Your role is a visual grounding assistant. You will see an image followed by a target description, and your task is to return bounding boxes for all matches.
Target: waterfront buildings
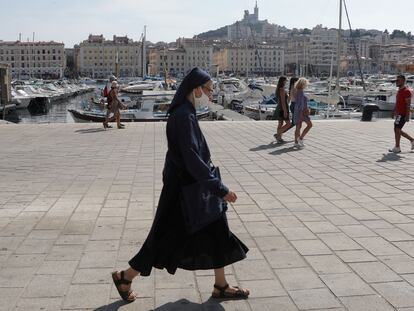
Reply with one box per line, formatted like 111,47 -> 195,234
380,44 -> 414,73
148,38 -> 213,77
308,25 -> 343,75
213,44 -> 285,76
0,40 -> 65,79
283,35 -> 310,75
75,34 -> 143,78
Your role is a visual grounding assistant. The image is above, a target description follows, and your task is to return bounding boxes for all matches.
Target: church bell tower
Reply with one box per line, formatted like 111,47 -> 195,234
254,1 -> 259,21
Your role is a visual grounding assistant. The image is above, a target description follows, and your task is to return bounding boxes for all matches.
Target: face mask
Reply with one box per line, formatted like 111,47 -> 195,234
194,88 -> 210,108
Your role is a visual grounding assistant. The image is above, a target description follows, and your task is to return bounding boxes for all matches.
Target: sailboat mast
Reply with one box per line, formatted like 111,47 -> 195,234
142,26 -> 146,77
335,0 -> 342,93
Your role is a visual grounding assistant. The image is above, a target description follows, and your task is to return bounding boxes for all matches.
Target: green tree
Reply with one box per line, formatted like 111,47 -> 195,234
301,28 -> 311,35
391,29 -> 407,39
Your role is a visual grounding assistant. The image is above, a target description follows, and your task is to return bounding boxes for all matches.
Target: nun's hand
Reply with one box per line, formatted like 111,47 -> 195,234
223,191 -> 237,203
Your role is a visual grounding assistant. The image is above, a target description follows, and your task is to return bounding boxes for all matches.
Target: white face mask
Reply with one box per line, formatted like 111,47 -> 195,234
193,88 -> 210,108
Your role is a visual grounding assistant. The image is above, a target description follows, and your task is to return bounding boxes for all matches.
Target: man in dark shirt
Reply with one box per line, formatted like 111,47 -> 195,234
389,75 -> 414,153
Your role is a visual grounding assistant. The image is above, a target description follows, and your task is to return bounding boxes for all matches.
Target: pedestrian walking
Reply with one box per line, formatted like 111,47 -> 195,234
102,75 -> 117,129
389,74 -> 414,153
274,76 -> 291,143
283,77 -> 299,134
103,81 -> 125,129
294,78 -> 313,148
111,68 -> 250,303
288,77 -> 299,126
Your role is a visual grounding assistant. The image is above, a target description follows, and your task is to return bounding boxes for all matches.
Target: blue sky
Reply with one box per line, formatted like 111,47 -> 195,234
0,0 -> 413,47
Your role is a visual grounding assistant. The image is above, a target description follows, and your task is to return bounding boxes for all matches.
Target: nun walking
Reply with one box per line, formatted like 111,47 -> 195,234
111,68 -> 250,302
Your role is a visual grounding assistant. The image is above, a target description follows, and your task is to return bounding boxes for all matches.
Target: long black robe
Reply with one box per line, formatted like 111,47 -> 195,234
129,100 -> 248,276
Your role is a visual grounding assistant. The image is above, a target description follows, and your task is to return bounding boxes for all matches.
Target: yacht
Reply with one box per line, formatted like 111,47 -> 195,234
214,78 -> 263,108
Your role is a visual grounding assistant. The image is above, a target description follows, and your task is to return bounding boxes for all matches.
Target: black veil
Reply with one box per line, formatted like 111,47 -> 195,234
168,67 -> 211,114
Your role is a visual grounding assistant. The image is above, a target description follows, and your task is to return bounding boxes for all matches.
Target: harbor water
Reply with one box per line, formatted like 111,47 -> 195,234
6,88 -> 100,124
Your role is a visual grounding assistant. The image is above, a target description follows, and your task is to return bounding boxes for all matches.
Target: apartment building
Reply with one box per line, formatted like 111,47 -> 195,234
0,40 -> 65,79
283,36 -> 310,75
148,38 -> 213,77
381,44 -> 414,73
213,44 -> 284,76
76,34 -> 143,78
148,48 -> 186,76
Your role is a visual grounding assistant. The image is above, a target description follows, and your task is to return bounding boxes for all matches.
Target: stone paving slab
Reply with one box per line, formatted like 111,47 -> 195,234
0,120 -> 414,310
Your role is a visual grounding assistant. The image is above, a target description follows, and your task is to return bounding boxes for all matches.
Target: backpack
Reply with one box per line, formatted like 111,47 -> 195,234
103,86 -> 109,98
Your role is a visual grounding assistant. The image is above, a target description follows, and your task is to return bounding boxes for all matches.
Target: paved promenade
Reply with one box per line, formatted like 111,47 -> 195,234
0,120 -> 414,311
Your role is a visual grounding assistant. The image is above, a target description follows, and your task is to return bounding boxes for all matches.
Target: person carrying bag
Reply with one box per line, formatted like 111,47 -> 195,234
111,68 -> 250,303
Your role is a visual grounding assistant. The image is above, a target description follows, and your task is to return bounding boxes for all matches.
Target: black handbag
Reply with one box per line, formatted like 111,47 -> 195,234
180,166 -> 228,234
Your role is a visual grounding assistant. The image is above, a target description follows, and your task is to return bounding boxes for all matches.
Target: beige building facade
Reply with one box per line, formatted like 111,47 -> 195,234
0,40 -> 65,79
76,35 -> 143,78
213,44 -> 284,76
148,38 -> 213,77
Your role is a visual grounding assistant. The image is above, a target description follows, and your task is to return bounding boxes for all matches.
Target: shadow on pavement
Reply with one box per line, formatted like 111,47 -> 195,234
377,153 -> 403,162
94,300 -> 124,311
269,146 -> 300,155
154,299 -> 225,311
250,141 -> 293,152
96,298 -> 225,311
75,128 -> 106,134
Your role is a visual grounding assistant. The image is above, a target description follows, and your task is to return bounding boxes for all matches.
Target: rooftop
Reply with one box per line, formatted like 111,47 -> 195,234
1,120 -> 414,310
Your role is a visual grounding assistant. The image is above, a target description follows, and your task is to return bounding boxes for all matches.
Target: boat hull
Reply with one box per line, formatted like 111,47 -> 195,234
68,109 -> 210,123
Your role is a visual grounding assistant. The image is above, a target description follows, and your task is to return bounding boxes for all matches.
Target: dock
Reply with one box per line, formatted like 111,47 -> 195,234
208,102 -> 253,121
1,120 -> 414,310
0,103 -> 16,113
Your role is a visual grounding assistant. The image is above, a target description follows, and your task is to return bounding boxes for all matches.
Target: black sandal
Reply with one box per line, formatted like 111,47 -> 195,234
211,283 -> 250,299
111,271 -> 136,302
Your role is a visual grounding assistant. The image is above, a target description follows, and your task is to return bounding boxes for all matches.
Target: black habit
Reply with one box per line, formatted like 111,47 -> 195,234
128,68 -> 249,276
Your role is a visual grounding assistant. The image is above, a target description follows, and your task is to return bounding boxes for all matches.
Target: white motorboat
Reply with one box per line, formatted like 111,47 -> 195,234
215,78 -> 263,108
317,107 -> 363,119
121,81 -> 165,94
11,89 -> 32,109
69,94 -> 210,123
243,96 -> 277,120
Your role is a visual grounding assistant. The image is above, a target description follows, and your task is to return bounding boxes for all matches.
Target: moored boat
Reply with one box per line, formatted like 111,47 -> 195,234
69,95 -> 210,123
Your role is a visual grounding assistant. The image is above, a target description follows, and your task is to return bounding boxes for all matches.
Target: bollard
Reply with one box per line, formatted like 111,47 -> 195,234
361,104 -> 379,122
